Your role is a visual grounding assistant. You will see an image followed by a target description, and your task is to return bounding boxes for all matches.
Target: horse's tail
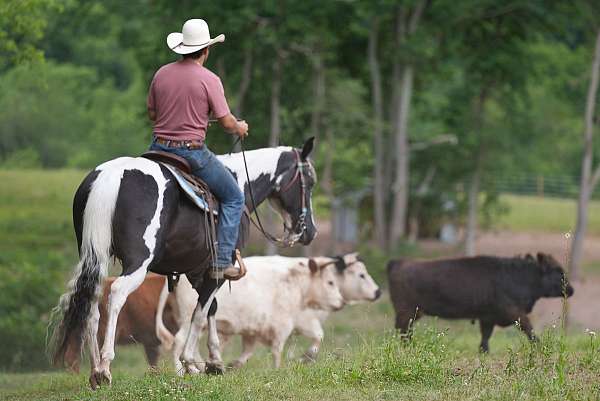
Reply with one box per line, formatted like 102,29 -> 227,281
155,279 -> 175,351
49,168 -> 121,366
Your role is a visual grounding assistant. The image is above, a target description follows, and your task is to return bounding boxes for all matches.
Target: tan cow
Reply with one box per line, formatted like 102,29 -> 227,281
156,254 -> 378,370
64,273 -> 179,372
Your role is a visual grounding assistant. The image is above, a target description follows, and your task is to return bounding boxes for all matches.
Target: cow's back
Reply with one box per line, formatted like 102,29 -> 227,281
387,257 -> 538,320
214,256 -> 306,338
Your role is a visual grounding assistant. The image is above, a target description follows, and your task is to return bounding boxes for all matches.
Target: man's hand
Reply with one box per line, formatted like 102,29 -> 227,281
219,113 -> 249,138
236,120 -> 249,138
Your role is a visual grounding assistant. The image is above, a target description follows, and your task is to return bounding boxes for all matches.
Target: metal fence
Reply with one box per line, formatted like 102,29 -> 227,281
488,174 -> 593,199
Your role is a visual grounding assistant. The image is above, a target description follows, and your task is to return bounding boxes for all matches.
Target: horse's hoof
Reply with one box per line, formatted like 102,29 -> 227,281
182,362 -> 202,375
205,361 -> 225,375
89,369 -> 111,390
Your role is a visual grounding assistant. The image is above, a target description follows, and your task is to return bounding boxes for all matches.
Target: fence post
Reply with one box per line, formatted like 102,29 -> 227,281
537,175 -> 544,197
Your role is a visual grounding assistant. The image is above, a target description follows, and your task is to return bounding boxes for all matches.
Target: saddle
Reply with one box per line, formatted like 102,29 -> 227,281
141,151 -> 218,214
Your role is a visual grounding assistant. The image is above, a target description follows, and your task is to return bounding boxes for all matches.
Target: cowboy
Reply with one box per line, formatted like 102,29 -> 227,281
147,19 -> 247,280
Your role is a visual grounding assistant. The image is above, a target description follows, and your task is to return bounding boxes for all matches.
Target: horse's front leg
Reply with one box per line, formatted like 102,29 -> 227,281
180,278 -> 221,374
96,267 -> 147,385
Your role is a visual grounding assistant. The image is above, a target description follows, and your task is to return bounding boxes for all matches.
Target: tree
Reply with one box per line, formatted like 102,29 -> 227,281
0,0 -> 61,69
388,0 -> 428,249
570,27 -> 600,280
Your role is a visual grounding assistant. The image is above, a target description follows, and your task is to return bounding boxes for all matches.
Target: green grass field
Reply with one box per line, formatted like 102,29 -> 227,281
497,194 -> 600,236
2,170 -> 600,400
2,302 -> 599,401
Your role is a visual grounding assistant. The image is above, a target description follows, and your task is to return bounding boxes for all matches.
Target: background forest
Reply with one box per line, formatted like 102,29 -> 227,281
2,0 -> 600,376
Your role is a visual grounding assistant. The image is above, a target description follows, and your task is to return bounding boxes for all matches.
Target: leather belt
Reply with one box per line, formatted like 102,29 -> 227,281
154,137 -> 204,149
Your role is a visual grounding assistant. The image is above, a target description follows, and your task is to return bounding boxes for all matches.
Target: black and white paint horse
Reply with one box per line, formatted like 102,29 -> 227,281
50,138 -> 317,388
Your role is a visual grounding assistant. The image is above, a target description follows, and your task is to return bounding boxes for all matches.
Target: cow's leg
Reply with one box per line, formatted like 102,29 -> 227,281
180,279 -> 221,375
172,322 -> 193,375
144,344 -> 161,368
395,309 -> 416,340
295,317 -> 324,363
86,300 -> 103,388
96,267 -> 148,384
230,335 -> 257,369
270,326 -> 293,369
479,320 -> 494,353
517,316 -> 536,342
271,340 -> 285,369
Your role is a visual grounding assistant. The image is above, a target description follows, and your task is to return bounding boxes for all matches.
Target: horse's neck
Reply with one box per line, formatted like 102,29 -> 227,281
217,147 -> 292,212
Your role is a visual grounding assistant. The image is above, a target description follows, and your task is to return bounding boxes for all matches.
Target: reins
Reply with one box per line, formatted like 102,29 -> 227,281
238,138 -> 307,248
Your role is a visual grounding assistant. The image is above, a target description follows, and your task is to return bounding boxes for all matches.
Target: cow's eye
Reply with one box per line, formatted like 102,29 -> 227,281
328,280 -> 334,286
359,274 -> 366,279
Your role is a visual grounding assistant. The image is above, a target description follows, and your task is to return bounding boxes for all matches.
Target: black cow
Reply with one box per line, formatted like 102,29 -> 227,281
387,253 -> 574,352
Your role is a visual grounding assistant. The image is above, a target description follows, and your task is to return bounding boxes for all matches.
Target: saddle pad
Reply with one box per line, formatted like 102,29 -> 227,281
161,164 -> 218,215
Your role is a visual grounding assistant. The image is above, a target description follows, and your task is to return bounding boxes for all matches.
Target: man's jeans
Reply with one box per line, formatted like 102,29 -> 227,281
149,140 -> 245,268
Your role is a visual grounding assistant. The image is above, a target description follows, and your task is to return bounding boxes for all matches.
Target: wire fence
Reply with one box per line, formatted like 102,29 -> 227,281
488,174 -> 591,199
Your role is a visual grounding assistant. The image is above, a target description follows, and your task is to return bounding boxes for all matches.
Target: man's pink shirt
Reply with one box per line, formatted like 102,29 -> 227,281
147,59 -> 230,142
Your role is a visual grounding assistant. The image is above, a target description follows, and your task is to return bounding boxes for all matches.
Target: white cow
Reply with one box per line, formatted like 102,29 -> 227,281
156,253 -> 379,370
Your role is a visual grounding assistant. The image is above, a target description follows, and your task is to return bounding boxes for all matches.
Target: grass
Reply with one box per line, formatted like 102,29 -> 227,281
1,300 -> 599,401
497,194 -> 600,236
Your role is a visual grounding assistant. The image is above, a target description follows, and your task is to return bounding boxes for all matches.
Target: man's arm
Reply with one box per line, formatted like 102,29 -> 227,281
218,113 -> 249,138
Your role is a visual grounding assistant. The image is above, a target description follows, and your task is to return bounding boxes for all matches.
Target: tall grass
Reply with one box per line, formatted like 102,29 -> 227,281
3,323 -> 599,401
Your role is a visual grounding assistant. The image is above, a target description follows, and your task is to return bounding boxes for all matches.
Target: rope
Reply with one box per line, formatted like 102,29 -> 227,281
239,138 -> 301,247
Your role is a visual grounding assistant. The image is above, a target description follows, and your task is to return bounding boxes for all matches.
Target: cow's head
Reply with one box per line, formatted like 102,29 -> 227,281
333,253 -> 381,302
303,257 -> 344,311
536,253 -> 574,298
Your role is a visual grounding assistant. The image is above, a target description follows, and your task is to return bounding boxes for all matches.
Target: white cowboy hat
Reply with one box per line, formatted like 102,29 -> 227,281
166,19 -> 225,55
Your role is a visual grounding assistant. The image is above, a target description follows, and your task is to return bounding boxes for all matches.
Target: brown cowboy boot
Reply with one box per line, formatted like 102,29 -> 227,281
209,250 -> 247,281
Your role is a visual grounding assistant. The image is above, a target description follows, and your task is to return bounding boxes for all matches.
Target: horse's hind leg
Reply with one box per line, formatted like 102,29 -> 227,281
97,267 -> 148,383
86,300 -> 103,388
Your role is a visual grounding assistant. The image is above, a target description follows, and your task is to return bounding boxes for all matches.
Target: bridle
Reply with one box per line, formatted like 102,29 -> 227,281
240,139 -> 310,247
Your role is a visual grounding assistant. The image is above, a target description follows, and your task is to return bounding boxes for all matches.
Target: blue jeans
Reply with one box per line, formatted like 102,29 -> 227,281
149,140 -> 245,268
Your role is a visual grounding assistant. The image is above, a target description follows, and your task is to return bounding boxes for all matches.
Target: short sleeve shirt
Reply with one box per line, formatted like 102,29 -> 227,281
147,59 -> 230,141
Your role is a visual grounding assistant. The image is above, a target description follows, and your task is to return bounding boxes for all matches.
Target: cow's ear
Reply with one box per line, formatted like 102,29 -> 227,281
536,253 -> 545,264
308,258 -> 319,274
301,137 -> 315,161
334,256 -> 346,273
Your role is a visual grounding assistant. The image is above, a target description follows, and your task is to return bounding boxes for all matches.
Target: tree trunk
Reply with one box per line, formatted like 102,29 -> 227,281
268,53 -> 283,148
310,53 -> 325,141
234,45 -> 254,117
464,88 -> 488,256
321,127 -> 335,254
368,17 -> 386,248
265,53 -> 283,255
389,65 -> 413,249
465,157 -> 482,256
570,28 -> 600,281
388,1 -> 425,250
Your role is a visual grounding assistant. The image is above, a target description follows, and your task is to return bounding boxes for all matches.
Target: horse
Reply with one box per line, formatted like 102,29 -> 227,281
49,138 -> 317,389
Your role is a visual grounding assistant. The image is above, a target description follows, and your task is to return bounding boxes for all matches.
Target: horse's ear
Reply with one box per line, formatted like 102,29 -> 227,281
301,137 -> 315,160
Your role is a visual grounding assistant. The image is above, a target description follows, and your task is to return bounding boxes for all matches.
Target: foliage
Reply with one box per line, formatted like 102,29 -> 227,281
0,0 -> 63,68
0,169 -> 84,371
